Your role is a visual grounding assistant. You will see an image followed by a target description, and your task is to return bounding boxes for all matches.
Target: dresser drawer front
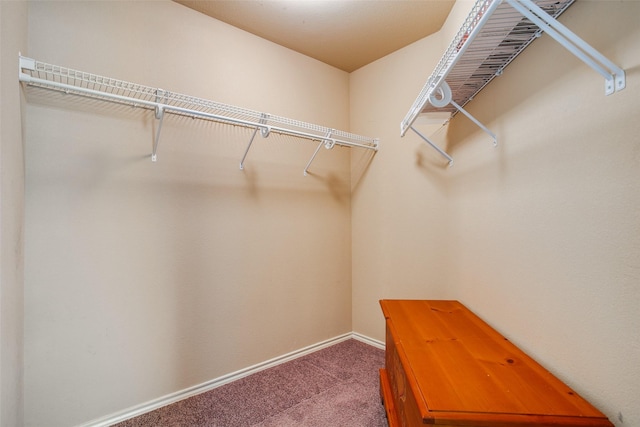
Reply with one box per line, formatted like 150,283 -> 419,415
386,323 -> 426,426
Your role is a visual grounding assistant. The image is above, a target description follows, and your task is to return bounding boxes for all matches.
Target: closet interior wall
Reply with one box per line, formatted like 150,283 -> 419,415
0,2 -> 27,427
24,2 -> 353,426
19,0 -> 640,426
351,1 -> 639,426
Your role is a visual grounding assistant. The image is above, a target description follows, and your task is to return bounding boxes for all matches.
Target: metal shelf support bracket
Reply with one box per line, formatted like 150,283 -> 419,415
152,105 -> 165,162
450,100 -> 497,147
19,55 -> 36,77
409,80 -> 496,166
409,126 -> 454,167
507,0 -> 625,95
304,129 -> 334,176
240,113 -> 269,170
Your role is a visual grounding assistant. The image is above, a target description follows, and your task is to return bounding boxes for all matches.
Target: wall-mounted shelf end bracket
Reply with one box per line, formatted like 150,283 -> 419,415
506,0 -> 625,96
19,55 -> 36,80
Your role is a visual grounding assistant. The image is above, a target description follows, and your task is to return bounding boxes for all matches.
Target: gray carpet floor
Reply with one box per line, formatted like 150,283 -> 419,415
113,339 -> 388,426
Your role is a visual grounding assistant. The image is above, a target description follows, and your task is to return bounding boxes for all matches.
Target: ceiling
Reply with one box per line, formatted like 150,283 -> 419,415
174,0 -> 456,73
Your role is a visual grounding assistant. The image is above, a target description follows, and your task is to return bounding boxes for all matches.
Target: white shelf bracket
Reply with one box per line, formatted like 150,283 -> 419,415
150,89 -> 168,162
151,105 -> 165,162
450,100 -> 497,147
19,55 -> 36,81
507,0 -> 625,95
303,129 -> 334,176
155,88 -> 166,105
409,126 -> 454,167
410,80 -> 495,166
240,113 -> 269,170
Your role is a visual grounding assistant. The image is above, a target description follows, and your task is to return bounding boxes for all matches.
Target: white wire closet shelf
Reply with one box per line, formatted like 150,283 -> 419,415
19,56 -> 379,176
401,0 -> 626,166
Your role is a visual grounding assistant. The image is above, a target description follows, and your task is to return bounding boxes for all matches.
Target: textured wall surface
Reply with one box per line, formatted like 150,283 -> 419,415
20,1 -> 640,426
351,1 -> 640,426
24,2 -> 353,426
0,2 -> 27,426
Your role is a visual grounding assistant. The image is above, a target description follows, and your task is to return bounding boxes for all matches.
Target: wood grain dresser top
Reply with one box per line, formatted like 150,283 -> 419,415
380,299 -> 612,426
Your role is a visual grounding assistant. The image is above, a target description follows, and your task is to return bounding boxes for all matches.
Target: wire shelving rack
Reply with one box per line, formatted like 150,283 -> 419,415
401,0 -> 625,166
19,56 -> 379,176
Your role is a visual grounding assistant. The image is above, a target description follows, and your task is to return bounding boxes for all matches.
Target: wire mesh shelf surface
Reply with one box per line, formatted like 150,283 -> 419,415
400,0 -> 574,135
19,57 -> 379,151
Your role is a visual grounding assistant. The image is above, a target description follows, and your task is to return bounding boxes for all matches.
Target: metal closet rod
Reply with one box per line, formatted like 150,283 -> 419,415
18,56 -> 379,176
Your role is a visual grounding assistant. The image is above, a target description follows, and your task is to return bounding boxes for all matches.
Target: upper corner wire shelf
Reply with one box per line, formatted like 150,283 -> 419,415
400,0 -> 625,166
19,56 -> 379,176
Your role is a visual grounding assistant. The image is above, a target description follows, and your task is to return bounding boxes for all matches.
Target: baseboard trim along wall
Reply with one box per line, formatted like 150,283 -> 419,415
351,331 -> 385,349
78,331 -> 384,427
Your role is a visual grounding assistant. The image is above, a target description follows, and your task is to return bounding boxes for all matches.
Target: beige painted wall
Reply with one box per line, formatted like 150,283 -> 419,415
0,1 -> 27,426
351,1 -> 639,426
349,28 -> 452,338
22,0 -> 640,426
24,1 -> 353,426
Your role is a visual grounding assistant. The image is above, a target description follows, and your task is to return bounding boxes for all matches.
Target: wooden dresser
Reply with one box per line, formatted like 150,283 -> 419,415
379,300 -> 613,427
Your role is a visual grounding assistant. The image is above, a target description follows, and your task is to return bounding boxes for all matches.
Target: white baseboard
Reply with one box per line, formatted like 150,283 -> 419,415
352,331 -> 385,349
77,332 -> 383,427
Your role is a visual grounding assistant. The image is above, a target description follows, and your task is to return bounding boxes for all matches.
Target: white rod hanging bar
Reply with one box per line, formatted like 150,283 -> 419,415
409,126 -> 454,167
511,0 -> 625,94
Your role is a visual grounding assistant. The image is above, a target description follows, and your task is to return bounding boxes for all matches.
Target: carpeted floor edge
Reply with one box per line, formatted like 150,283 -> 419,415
76,332 -> 383,427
